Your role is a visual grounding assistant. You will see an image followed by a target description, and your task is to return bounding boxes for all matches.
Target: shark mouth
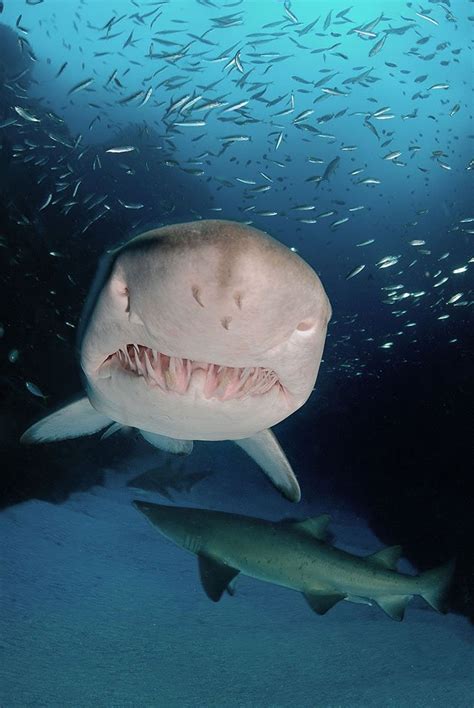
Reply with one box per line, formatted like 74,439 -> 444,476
100,344 -> 289,403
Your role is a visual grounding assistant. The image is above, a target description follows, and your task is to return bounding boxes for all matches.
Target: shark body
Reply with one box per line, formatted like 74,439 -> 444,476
134,501 -> 455,621
21,220 -> 332,502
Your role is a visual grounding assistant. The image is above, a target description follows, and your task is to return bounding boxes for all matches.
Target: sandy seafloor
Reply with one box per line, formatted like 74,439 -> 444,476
1,440 -> 473,708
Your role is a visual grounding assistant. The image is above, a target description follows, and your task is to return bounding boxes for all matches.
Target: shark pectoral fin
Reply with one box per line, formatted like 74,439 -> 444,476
376,595 -> 412,621
233,429 -> 301,503
20,396 -> 112,444
198,555 -> 240,603
100,422 -> 127,440
139,430 -> 193,455
366,545 -> 403,570
292,514 -> 331,541
303,591 -> 346,615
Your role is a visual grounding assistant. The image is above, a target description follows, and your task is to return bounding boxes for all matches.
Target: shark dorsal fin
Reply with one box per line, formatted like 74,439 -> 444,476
366,545 -> 403,570
198,555 -> 240,603
291,514 -> 331,541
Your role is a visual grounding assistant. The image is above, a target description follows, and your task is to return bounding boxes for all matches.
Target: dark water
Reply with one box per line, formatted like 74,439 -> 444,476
1,1 -> 473,706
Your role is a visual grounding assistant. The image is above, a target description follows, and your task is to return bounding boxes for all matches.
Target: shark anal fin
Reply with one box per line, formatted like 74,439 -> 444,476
376,594 -> 411,621
198,555 -> 240,603
303,591 -> 346,615
139,430 -> 193,455
20,396 -> 112,444
233,429 -> 300,503
367,545 -> 403,570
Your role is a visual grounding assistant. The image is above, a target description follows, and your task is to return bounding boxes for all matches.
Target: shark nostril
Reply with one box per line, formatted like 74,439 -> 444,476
296,320 -> 314,332
191,285 -> 204,307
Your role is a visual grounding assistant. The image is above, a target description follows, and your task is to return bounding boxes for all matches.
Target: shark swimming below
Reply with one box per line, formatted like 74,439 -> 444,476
133,501 -> 455,621
21,220 -> 332,502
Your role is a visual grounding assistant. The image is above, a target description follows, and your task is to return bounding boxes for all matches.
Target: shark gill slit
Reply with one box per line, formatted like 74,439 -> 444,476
99,344 -> 290,402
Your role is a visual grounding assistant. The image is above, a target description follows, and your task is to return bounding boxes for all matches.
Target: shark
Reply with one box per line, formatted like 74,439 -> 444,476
133,501 -> 455,621
21,220 -> 332,502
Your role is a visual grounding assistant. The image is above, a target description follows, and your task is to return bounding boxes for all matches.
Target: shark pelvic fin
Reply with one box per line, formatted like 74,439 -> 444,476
366,544 -> 403,570
233,429 -> 301,502
291,514 -> 331,541
303,591 -> 346,615
198,555 -> 240,602
139,430 -> 193,455
376,594 -> 412,621
20,396 -> 112,444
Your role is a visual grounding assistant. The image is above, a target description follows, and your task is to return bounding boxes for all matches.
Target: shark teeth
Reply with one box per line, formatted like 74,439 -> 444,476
106,344 -> 286,402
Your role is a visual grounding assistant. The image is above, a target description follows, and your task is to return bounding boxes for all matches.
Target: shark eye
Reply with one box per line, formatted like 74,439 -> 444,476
296,320 -> 314,332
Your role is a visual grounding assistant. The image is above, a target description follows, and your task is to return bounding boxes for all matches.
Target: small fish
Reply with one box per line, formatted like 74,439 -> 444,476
409,240 -> 425,246
416,12 -> 439,26
433,277 -> 448,287
139,87 -> 153,107
377,256 -> 400,269
356,239 -> 375,247
67,77 -> 94,96
331,217 -> 349,228
14,106 -> 41,123
369,34 -> 387,57
106,146 -> 136,154
383,151 -> 402,161
8,349 -> 19,363
118,90 -> 144,105
223,100 -> 249,112
173,121 -> 206,127
25,381 -> 47,399
346,265 -> 366,280
55,62 -> 68,79
39,193 -> 53,211
321,157 -> 340,182
118,199 -> 144,209
447,293 -> 463,305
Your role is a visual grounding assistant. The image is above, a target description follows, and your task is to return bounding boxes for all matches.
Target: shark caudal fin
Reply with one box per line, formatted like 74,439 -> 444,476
419,558 -> 456,613
20,396 -> 112,444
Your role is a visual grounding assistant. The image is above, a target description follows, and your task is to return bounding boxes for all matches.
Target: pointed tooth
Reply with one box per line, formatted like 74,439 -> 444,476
203,363 -> 219,399
144,349 -> 157,385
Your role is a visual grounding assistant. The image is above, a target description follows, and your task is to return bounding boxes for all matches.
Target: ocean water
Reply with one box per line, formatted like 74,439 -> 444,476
1,1 -> 473,706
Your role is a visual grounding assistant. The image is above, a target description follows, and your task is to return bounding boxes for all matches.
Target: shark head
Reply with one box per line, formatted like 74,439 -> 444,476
79,220 -> 331,441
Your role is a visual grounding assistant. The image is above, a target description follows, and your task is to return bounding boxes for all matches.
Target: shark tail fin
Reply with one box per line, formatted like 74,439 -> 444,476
419,558 -> 456,613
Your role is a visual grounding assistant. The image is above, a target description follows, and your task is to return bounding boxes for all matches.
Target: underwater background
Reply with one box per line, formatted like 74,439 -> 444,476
0,0 -> 473,706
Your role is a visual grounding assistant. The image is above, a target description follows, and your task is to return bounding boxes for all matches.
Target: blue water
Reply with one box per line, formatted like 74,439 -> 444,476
1,1 -> 473,706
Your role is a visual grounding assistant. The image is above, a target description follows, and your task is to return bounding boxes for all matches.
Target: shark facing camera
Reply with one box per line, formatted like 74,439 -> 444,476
21,219 -> 332,503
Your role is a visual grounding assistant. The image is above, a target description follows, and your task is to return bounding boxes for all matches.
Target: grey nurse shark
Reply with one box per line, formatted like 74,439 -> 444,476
134,501 -> 455,621
21,220 -> 332,502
